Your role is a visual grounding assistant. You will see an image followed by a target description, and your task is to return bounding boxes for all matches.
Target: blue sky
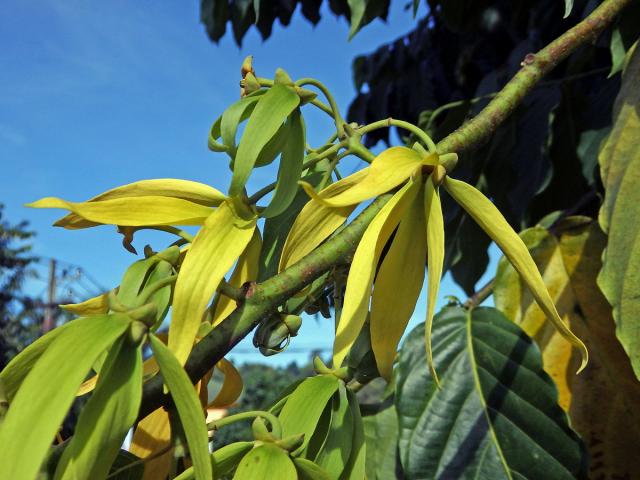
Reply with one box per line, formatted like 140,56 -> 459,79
1,0 -> 497,365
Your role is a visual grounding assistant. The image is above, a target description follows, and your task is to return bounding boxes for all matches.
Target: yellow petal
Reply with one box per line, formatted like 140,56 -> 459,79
170,202 -> 257,365
60,292 -> 110,316
51,179 -> 225,229
370,191 -> 426,380
302,146 -> 422,207
130,408 -> 173,480
279,170 -> 369,272
333,177 -> 422,368
208,358 -> 243,408
28,196 -> 213,227
424,177 -> 445,386
211,229 -> 262,327
443,176 -> 588,372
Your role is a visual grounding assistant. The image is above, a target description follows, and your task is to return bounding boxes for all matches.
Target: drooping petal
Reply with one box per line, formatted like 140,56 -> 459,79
424,176 -> 445,386
130,408 -> 173,480
51,179 -> 226,229
208,358 -> 244,408
279,169 -> 369,271
211,229 -> 262,327
170,201 -> 257,365
301,146 -> 422,208
333,177 -> 422,368
443,176 -> 589,372
60,291 -> 109,316
370,190 -> 426,380
29,196 -> 213,228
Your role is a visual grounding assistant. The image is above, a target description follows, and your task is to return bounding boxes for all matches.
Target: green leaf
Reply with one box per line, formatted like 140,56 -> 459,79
597,45 -> 640,380
108,450 -> 144,480
312,383 -> 353,478
0,314 -> 131,480
149,334 -> 213,480
294,457 -> 332,480
395,307 -> 586,479
563,0 -> 573,18
341,389 -> 366,480
55,338 -> 143,480
576,127 -> 609,185
233,443 -> 297,479
262,109 -> 306,218
363,404 -> 401,480
230,84 -> 300,195
278,375 -> 340,452
609,28 -> 627,77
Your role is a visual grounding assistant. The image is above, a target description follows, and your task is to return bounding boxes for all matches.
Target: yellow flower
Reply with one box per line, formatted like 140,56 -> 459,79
284,146 -> 588,383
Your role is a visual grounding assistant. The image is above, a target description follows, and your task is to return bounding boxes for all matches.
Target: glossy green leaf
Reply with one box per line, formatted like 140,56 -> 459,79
55,338 -> 143,480
230,84 -> 300,195
444,176 -> 588,371
334,177 -> 420,368
597,45 -> 640,380
370,188 -> 426,380
0,314 -> 131,480
363,404 -> 401,480
395,307 -> 586,479
233,443 -> 297,480
278,374 -> 340,452
262,109 -> 306,218
149,334 -> 212,480
170,201 -> 256,365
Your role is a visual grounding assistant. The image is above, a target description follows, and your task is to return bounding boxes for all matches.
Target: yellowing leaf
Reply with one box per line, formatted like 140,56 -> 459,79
209,358 -> 243,408
0,314 -> 131,480
211,229 -> 262,327
130,408 -> 173,480
60,291 -> 109,316
55,338 -> 143,480
170,202 -> 256,365
370,191 -> 426,380
279,169 -> 369,272
301,147 -> 422,208
28,196 -> 213,228
333,177 -> 421,368
443,176 -> 588,372
424,177 -> 445,386
150,334 -> 212,480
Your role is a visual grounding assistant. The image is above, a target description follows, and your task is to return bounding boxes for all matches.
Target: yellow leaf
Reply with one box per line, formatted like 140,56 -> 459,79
333,177 -> 421,368
301,146 -> 422,207
60,292 -> 109,316
211,229 -> 262,327
130,408 -> 173,480
443,177 -> 588,372
424,176 -> 445,386
209,358 -> 243,408
28,196 -> 213,228
49,179 -> 225,229
170,201 -> 257,365
370,189 -> 426,380
279,169 -> 369,272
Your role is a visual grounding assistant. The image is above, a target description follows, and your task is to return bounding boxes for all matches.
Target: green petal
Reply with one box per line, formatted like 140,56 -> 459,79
230,84 -> 300,195
424,176 -> 445,386
443,176 -> 588,372
150,335 -> 213,480
233,444 -> 297,480
333,177 -> 421,368
370,190 -> 426,380
169,201 -> 256,365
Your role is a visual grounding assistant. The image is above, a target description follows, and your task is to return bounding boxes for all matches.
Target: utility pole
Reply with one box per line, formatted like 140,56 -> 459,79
43,259 -> 57,333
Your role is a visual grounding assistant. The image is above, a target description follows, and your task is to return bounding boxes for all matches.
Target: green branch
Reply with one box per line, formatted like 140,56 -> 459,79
137,0 -> 631,419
